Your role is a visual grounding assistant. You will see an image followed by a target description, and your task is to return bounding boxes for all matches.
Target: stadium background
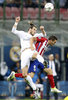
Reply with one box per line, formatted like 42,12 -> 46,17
0,0 -> 68,100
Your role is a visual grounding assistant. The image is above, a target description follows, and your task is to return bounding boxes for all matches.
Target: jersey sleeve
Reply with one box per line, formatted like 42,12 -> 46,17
36,37 -> 47,42
11,26 -> 27,39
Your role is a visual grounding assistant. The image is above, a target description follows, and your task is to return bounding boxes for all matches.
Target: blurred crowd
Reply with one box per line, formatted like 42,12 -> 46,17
0,0 -> 68,8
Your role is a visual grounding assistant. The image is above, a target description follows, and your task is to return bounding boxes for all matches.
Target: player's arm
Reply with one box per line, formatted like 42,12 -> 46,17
36,37 -> 47,42
12,17 -> 20,34
30,37 -> 37,50
40,26 -> 47,36
11,16 -> 24,36
11,17 -> 26,38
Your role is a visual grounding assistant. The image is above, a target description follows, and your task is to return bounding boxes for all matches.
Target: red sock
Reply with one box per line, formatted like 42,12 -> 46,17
15,73 -> 24,78
47,75 -> 55,88
40,91 -> 43,99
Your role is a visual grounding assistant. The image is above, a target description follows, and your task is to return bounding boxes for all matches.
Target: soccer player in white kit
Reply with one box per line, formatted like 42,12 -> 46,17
8,20 -> 62,98
11,17 -> 45,93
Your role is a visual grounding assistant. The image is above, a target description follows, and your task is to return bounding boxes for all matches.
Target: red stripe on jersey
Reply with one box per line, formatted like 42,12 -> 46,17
40,48 -> 44,55
37,42 -> 43,52
35,42 -> 39,50
35,37 -> 48,56
40,41 -> 48,56
36,37 -> 47,42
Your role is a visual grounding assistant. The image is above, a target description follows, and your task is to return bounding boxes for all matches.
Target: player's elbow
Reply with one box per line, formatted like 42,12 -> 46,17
11,27 -> 16,33
32,37 -> 37,41
30,37 -> 35,42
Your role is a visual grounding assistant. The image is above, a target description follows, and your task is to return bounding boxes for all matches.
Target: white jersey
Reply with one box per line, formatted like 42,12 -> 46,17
11,26 -> 44,69
12,27 -> 35,52
12,27 -> 46,52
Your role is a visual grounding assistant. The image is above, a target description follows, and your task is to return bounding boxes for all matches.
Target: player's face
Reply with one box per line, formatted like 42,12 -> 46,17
49,55 -> 54,61
31,27 -> 37,36
50,40 -> 57,46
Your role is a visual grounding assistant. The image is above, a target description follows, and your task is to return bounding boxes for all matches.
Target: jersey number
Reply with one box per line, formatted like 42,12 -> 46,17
34,65 -> 36,71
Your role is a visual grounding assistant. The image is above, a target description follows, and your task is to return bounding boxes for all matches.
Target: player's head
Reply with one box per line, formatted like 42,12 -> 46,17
28,21 -> 37,36
48,35 -> 57,46
48,54 -> 54,61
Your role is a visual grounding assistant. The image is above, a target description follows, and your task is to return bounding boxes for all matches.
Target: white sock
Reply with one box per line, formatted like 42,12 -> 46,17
25,75 -> 36,90
36,54 -> 44,63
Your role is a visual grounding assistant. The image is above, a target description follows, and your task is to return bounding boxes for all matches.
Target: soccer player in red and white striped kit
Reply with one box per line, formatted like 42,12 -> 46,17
7,19 -> 62,94
14,34 -> 62,93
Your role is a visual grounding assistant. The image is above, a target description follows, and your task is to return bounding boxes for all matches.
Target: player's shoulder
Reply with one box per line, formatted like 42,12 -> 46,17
34,33 -> 42,37
38,36 -> 47,40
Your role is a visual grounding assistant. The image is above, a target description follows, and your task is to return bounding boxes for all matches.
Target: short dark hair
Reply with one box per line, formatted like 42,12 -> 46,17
28,21 -> 37,29
48,35 -> 58,41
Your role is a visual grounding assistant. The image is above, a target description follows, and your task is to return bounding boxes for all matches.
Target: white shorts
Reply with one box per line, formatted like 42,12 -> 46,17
21,49 -> 37,69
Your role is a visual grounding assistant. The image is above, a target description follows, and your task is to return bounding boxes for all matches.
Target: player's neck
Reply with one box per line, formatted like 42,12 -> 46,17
28,30 -> 30,34
47,40 -> 50,45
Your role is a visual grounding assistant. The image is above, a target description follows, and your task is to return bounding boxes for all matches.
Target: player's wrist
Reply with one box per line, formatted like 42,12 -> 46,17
41,29 -> 44,31
15,22 -> 18,26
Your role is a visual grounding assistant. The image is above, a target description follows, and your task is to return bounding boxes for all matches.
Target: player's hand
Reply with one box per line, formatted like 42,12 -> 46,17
40,26 -> 44,31
15,17 -> 20,23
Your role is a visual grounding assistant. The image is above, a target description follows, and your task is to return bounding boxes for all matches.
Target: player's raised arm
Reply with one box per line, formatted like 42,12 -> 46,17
40,26 -> 47,36
11,16 -> 20,34
11,17 -> 26,38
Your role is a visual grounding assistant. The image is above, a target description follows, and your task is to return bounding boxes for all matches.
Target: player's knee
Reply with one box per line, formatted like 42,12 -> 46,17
47,68 -> 53,74
29,72 -> 35,78
22,73 -> 27,77
22,68 -> 28,77
32,52 -> 38,59
48,68 -> 52,73
44,68 -> 52,74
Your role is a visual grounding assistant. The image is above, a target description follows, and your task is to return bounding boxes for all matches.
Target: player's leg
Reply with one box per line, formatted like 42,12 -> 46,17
20,50 -> 43,92
37,60 -> 55,88
7,66 -> 28,80
7,50 -> 37,91
43,67 -> 62,93
7,67 -> 37,91
44,68 -> 55,88
28,60 -> 41,99
38,60 -> 62,93
29,72 -> 35,78
32,52 -> 44,63
9,69 -> 35,79
21,53 -> 37,91
10,51 -> 30,78
25,49 -> 44,63
53,76 -> 58,100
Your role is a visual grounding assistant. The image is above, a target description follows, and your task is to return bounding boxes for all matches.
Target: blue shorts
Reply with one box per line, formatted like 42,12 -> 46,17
28,59 -> 44,73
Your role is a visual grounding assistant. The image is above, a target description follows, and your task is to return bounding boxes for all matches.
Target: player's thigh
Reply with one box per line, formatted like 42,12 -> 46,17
21,51 -> 30,69
27,49 -> 38,60
22,66 -> 28,77
28,61 -> 38,73
22,66 -> 28,72
44,68 -> 53,74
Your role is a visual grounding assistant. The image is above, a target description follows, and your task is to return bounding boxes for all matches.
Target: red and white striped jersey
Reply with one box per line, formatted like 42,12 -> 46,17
35,37 -> 48,56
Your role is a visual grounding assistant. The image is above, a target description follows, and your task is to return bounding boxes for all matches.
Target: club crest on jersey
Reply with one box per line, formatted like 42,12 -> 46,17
38,37 -> 41,39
